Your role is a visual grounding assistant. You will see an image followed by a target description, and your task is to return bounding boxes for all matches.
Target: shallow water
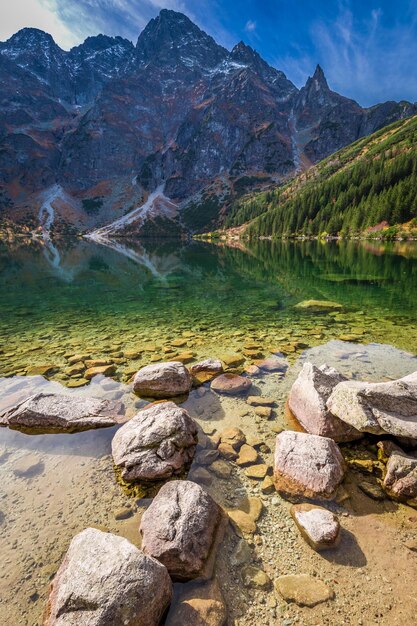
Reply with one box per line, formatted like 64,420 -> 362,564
1,341 -> 417,625
2,238 -> 417,624
1,238 -> 417,380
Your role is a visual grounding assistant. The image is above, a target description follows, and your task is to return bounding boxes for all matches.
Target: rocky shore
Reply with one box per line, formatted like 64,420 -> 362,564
1,345 -> 417,625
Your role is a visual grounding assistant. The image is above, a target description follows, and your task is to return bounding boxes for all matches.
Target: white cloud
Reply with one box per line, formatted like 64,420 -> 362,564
274,1 -> 417,106
245,20 -> 257,33
0,0 -> 80,48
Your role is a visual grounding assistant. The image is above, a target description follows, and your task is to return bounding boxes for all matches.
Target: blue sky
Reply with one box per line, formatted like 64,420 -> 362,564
2,0 -> 417,106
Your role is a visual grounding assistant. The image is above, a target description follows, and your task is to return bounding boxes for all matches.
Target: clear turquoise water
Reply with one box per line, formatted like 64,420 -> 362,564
1,238 -> 417,377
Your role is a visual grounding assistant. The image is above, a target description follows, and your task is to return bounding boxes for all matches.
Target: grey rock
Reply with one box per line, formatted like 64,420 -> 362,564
44,527 -> 172,626
383,449 -> 417,505
291,504 -> 340,550
288,363 -> 362,442
0,392 -> 124,434
327,371 -> 417,439
133,361 -> 192,398
189,359 -> 223,375
274,430 -> 346,499
112,401 -> 198,482
140,480 -> 223,581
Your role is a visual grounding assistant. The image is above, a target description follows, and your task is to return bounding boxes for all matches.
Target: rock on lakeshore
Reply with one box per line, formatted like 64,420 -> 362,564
211,374 -> 252,395
274,431 -> 346,499
0,392 -> 124,434
288,363 -> 362,442
44,528 -> 172,626
327,371 -> 417,438
166,579 -> 227,626
275,574 -> 334,607
140,480 -> 223,581
133,361 -> 192,398
383,448 -> 417,505
291,503 -> 341,551
112,402 -> 198,482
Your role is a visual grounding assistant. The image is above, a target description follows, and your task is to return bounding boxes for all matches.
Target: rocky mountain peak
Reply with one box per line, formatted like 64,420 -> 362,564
309,64 -> 330,91
135,9 -> 227,69
2,27 -> 59,51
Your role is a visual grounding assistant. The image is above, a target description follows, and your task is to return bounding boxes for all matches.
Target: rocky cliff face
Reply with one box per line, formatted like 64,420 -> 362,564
0,9 -> 416,233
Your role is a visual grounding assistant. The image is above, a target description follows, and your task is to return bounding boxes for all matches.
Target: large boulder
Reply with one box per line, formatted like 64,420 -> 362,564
44,528 -> 172,626
288,363 -> 362,442
0,392 -> 124,434
133,362 -> 192,398
327,371 -> 417,439
140,480 -> 223,581
112,402 -> 198,482
383,449 -> 417,505
274,431 -> 346,499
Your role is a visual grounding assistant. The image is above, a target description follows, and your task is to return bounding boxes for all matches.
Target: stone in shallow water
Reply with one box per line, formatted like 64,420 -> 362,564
85,364 -> 116,379
291,504 -> 340,551
274,431 -> 346,499
133,361 -> 192,398
383,449 -> 417,505
219,354 -> 245,368
140,480 -> 223,581
294,299 -> 343,312
0,392 -> 124,434
241,566 -> 271,589
211,374 -> 252,395
112,401 -> 198,482
236,444 -> 258,466
327,371 -> 417,439
44,528 -> 172,626
288,362 -> 362,442
190,358 -> 223,381
247,396 -> 275,406
166,579 -> 226,626
275,574 -> 334,607
253,356 -> 287,372
26,365 -> 58,377
358,480 -> 386,501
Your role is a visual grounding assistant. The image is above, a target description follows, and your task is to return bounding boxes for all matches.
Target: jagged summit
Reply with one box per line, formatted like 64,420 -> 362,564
309,64 -> 330,91
0,8 -> 415,232
135,8 -> 227,68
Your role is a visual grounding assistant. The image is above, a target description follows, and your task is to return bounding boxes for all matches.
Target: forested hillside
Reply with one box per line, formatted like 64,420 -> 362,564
225,114 -> 417,238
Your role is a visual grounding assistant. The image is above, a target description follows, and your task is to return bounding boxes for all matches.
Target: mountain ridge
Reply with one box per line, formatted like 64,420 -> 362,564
0,9 -> 416,236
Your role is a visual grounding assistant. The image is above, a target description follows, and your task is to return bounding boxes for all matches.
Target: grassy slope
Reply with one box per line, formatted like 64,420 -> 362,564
224,114 -> 417,239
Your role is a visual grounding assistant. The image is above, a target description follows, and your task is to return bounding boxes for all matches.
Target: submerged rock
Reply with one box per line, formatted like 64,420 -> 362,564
140,480 -> 223,581
327,371 -> 417,439
253,356 -> 287,373
166,579 -> 226,626
291,503 -> 340,551
190,359 -> 223,375
112,401 -> 198,482
0,392 -> 124,434
275,574 -> 334,607
288,363 -> 362,442
133,361 -> 192,398
44,528 -> 172,626
294,300 -> 343,313
274,431 -> 346,499
211,374 -> 252,395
